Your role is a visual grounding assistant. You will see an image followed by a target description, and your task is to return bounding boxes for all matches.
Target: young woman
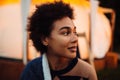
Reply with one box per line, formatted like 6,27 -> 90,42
20,1 -> 98,80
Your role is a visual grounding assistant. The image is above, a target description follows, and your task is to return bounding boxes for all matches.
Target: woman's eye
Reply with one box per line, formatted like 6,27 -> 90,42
62,31 -> 78,36
63,32 -> 70,36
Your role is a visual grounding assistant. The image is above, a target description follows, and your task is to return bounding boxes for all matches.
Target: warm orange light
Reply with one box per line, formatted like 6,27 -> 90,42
0,0 -> 20,6
32,0 -> 54,5
31,0 -> 90,7
63,0 -> 90,7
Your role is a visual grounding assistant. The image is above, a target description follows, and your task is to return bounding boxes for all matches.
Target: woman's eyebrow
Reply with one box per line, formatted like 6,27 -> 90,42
59,26 -> 76,31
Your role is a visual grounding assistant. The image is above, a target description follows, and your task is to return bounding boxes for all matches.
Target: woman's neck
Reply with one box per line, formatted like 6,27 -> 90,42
46,53 -> 71,71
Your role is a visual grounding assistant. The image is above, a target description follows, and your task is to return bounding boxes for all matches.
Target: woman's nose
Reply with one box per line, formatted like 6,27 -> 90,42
70,33 -> 78,43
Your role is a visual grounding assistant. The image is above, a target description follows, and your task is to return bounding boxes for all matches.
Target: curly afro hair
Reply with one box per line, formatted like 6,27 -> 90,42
28,1 -> 74,54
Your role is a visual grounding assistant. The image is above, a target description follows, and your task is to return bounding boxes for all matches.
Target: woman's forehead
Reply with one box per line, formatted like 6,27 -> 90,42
52,17 -> 75,30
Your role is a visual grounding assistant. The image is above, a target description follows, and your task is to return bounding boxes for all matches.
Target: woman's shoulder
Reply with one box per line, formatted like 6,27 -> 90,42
28,56 -> 42,65
77,58 -> 98,80
77,59 -> 93,70
62,58 -> 97,80
25,56 -> 43,73
20,56 -> 44,80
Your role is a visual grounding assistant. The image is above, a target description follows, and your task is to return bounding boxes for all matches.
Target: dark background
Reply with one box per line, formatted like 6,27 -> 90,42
99,0 -> 120,53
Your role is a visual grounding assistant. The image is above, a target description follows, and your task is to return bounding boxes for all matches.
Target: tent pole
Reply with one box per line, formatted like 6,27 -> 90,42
21,0 -> 31,65
89,0 -> 99,68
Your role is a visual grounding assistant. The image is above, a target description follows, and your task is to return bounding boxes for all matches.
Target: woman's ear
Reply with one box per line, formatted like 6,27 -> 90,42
41,36 -> 49,46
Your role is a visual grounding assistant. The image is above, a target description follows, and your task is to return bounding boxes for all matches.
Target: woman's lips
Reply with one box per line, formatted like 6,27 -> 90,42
68,46 -> 77,52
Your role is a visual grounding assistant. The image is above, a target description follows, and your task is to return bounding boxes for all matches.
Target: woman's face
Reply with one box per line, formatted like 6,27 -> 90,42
46,17 -> 78,59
